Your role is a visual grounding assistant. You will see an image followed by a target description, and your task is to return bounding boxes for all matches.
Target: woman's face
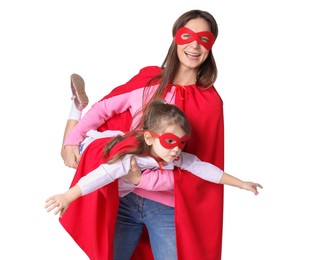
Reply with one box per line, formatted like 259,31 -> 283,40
176,18 -> 212,70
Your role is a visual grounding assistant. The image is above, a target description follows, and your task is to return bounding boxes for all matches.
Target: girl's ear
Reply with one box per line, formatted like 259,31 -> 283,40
144,131 -> 155,146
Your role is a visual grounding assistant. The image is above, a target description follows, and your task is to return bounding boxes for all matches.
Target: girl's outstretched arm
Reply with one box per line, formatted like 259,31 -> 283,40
220,172 -> 263,195
45,185 -> 82,217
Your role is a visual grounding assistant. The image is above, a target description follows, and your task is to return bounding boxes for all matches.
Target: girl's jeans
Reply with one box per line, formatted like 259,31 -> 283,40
114,192 -> 177,260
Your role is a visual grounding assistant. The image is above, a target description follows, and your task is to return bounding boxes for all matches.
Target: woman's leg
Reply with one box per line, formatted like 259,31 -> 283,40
70,73 -> 88,111
60,74 -> 88,159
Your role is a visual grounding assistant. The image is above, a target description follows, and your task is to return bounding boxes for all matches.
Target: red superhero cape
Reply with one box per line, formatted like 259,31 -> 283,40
59,66 -> 224,260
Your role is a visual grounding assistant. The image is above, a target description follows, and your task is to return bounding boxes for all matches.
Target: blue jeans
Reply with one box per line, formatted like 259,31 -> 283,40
113,192 -> 177,260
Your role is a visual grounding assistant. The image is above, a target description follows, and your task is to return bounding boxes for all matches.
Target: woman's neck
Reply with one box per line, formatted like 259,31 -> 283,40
173,66 -> 198,86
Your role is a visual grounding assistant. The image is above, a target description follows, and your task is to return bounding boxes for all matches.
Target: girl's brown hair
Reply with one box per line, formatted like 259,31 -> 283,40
103,99 -> 191,164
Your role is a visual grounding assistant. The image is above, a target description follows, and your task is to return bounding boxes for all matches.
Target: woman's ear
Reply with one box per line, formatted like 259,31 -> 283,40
144,131 -> 154,146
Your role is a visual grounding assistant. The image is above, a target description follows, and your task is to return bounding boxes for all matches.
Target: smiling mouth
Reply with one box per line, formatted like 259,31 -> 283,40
185,51 -> 200,57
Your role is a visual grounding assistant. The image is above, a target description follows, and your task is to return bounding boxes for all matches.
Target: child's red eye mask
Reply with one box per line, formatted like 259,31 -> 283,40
174,27 -> 215,50
149,131 -> 189,150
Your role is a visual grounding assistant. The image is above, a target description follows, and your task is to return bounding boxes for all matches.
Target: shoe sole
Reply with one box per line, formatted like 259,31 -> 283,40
70,73 -> 89,111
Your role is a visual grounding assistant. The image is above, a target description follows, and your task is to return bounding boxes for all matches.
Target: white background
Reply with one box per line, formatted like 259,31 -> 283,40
1,0 -> 328,259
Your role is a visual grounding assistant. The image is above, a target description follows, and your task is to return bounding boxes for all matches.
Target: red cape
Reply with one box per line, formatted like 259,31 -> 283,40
60,66 -> 224,260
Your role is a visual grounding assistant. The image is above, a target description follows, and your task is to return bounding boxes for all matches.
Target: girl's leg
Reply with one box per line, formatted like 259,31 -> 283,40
61,74 -> 88,159
114,193 -> 144,260
114,193 -> 177,260
143,199 -> 177,260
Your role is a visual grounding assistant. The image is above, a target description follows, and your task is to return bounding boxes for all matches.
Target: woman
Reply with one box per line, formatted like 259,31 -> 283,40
60,9 -> 225,260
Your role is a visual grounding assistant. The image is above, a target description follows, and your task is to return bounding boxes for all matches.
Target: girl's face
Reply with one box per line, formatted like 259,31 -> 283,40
176,18 -> 212,70
146,123 -> 187,163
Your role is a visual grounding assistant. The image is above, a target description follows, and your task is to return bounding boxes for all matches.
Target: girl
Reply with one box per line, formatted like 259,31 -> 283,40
47,100 -> 261,219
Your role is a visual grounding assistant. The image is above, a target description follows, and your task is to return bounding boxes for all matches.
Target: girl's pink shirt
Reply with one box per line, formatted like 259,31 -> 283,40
134,169 -> 175,207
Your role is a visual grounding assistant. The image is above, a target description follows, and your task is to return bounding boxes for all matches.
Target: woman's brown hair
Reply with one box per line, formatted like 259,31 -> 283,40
146,9 -> 219,104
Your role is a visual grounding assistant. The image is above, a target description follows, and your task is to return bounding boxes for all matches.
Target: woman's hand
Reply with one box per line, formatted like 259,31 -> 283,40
61,145 -> 81,169
123,156 -> 142,185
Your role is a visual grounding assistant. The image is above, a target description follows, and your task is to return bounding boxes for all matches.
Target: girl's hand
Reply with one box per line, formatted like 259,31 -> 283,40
45,194 -> 70,217
242,182 -> 263,195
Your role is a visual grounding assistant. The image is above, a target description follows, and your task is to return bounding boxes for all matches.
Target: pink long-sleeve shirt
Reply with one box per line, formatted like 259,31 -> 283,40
77,153 -> 223,207
64,85 -> 176,146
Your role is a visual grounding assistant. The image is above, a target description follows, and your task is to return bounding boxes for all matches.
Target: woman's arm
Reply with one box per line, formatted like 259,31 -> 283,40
64,92 -> 136,146
62,89 -> 144,168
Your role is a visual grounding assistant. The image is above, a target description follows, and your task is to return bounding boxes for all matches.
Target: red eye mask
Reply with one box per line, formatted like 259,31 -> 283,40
174,27 -> 215,50
149,131 -> 189,150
